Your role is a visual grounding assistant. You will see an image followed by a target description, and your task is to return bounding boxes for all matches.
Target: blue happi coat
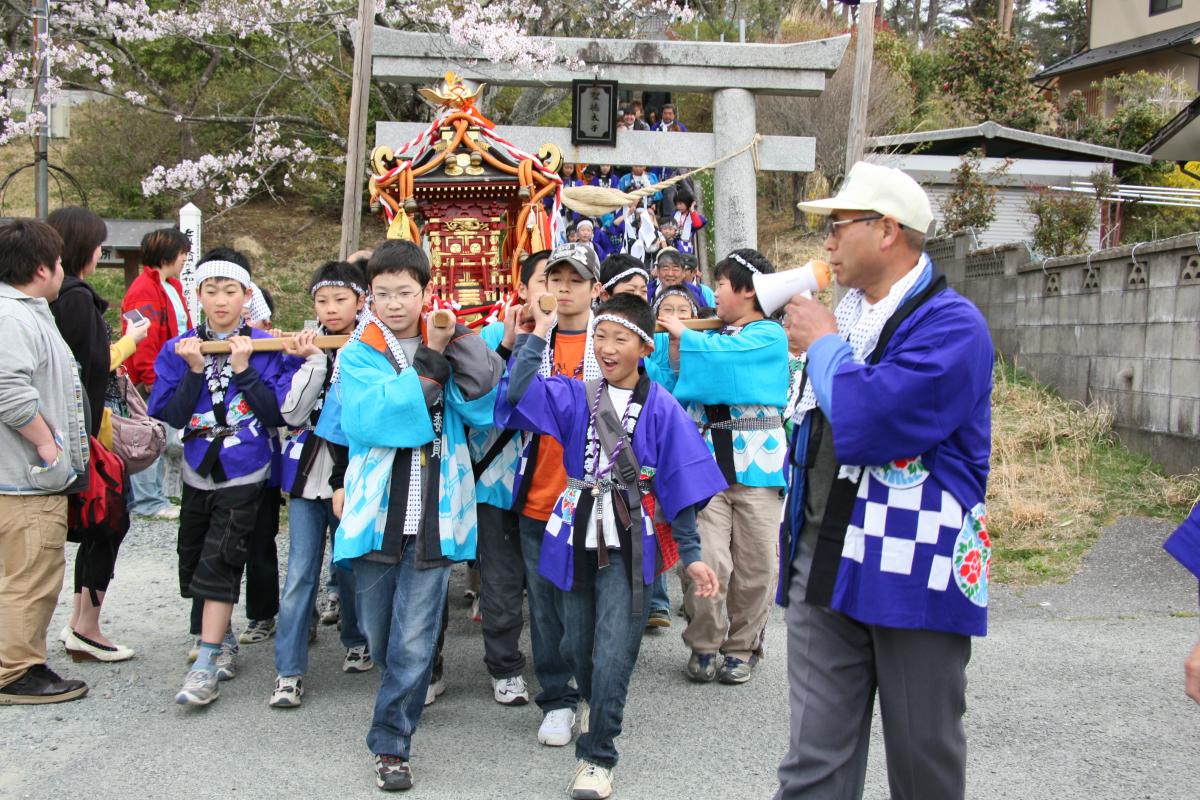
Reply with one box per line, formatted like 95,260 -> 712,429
781,267 -> 995,638
657,319 -> 790,488
314,327 -> 499,565
148,327 -> 296,481
494,369 -> 727,592
1165,504 -> 1200,583
467,321 -> 523,511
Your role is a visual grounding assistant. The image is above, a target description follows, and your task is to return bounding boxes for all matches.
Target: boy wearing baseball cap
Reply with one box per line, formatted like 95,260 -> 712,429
776,162 -> 993,799
509,243 -> 602,748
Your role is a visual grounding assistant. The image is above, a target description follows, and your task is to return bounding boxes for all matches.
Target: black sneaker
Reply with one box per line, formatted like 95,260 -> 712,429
374,754 -> 413,791
0,664 -> 88,705
645,609 -> 671,629
717,654 -> 758,685
686,651 -> 720,683
239,618 -> 276,644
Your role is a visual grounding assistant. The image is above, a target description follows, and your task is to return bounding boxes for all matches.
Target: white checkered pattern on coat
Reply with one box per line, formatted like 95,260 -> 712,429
840,464 -> 964,592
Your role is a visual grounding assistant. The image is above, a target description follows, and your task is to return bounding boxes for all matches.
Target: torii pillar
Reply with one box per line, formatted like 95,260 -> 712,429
369,29 -> 848,257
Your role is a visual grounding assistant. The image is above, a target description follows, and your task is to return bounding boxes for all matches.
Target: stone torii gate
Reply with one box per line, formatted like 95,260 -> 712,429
371,28 -> 848,258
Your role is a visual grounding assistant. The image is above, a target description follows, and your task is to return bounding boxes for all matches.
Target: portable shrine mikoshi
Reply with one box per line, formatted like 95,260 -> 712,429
367,71 -> 564,326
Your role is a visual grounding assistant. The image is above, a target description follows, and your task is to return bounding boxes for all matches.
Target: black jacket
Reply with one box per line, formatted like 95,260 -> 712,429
50,275 -> 110,438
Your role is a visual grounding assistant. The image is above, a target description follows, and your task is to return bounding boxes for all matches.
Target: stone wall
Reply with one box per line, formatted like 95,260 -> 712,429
932,231 -> 1200,475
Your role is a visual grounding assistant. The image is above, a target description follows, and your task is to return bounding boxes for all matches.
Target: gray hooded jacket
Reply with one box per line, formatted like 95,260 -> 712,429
0,281 -> 89,494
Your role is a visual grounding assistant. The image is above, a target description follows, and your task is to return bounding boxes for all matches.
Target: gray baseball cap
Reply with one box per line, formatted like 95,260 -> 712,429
545,242 -> 601,282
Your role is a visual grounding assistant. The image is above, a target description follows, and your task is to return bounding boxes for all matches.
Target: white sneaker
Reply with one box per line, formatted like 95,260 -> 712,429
492,675 -> 530,706
578,699 -> 589,734
342,645 -> 374,673
538,707 -> 576,746
175,669 -> 220,706
151,505 -> 181,520
569,760 -> 613,799
269,675 -> 303,708
424,674 -> 446,706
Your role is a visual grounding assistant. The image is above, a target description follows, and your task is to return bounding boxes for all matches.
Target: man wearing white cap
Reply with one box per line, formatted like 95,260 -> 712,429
773,162 -> 994,799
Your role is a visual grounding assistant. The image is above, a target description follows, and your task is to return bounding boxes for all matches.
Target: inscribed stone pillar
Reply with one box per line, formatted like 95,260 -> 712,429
712,88 -> 758,258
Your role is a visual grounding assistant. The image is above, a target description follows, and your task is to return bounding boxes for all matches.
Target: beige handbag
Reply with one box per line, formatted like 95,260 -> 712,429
108,370 -> 166,475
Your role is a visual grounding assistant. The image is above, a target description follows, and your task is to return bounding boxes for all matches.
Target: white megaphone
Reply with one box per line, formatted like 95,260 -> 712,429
752,260 -> 832,316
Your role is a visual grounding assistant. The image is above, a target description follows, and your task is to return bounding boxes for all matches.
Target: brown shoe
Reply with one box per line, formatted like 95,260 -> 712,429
0,664 -> 88,705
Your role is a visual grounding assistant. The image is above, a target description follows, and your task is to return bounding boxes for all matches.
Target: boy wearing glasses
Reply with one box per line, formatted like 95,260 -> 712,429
315,241 -> 503,790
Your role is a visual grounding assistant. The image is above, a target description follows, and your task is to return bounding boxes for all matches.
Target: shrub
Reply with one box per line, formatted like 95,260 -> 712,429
1027,186 -> 1095,257
939,149 -> 1010,234
938,21 -> 1055,132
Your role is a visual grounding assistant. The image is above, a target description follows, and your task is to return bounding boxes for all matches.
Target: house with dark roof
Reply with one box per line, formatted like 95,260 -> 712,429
867,122 -> 1151,248
1033,0 -> 1200,112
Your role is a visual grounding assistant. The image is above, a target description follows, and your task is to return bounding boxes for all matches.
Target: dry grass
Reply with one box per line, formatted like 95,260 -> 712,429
987,358 -> 1200,585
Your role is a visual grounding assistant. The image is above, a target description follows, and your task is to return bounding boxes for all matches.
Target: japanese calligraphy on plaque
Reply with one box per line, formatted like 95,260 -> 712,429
571,79 -> 618,146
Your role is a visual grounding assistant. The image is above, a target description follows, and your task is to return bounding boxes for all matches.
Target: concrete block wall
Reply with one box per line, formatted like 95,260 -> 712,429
930,231 -> 1200,475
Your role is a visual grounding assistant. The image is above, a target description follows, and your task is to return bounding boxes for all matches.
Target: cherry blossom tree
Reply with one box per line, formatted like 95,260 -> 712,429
0,0 -> 691,211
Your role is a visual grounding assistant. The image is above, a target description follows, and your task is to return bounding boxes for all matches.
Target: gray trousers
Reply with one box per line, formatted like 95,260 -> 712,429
775,532 -> 971,800
477,503 -> 526,679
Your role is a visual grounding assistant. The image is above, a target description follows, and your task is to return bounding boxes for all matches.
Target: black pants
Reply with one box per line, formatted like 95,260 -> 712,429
179,481 -> 264,606
476,503 -> 526,678
188,484 -> 281,633
73,531 -> 128,604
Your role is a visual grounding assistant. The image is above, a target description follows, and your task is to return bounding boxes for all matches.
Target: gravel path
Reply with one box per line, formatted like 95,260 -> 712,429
1,514 -> 1197,799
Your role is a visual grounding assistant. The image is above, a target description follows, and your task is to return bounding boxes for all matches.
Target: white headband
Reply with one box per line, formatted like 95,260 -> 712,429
602,267 -> 650,291
653,287 -> 699,316
729,252 -> 761,275
592,313 -> 654,345
194,259 -> 251,289
311,279 -> 365,297
244,281 -> 272,322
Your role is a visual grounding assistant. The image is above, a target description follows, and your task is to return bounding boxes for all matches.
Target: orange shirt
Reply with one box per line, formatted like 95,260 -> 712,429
520,330 -> 587,521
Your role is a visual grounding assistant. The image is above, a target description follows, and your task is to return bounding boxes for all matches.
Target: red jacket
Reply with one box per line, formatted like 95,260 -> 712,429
121,266 -> 192,389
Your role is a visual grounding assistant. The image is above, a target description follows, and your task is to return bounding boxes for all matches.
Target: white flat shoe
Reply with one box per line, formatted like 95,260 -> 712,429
65,631 -> 135,663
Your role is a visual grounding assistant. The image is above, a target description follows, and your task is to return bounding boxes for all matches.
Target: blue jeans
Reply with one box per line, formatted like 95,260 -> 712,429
275,497 -> 366,676
560,549 -> 651,769
353,546 -> 449,759
650,572 -> 671,614
518,514 -> 579,713
129,455 -> 171,515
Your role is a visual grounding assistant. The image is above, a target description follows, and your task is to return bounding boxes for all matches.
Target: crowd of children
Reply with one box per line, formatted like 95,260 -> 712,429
0,163 -> 998,800
121,227 -> 785,798
559,103 -> 707,273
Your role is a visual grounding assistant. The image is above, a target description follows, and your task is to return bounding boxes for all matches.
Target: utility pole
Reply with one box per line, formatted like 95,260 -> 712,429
843,0 -> 876,178
338,0 -> 374,259
31,0 -> 49,218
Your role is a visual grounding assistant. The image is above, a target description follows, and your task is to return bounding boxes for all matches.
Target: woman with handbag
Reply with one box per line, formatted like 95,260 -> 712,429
48,207 -> 151,663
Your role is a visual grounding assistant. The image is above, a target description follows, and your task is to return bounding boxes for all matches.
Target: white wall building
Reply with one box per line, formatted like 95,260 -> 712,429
867,122 -> 1153,249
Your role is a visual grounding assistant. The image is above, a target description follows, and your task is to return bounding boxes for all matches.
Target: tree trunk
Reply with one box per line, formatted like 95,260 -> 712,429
998,0 -> 1014,33
507,87 -> 567,126
910,0 -> 922,37
924,0 -> 940,43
